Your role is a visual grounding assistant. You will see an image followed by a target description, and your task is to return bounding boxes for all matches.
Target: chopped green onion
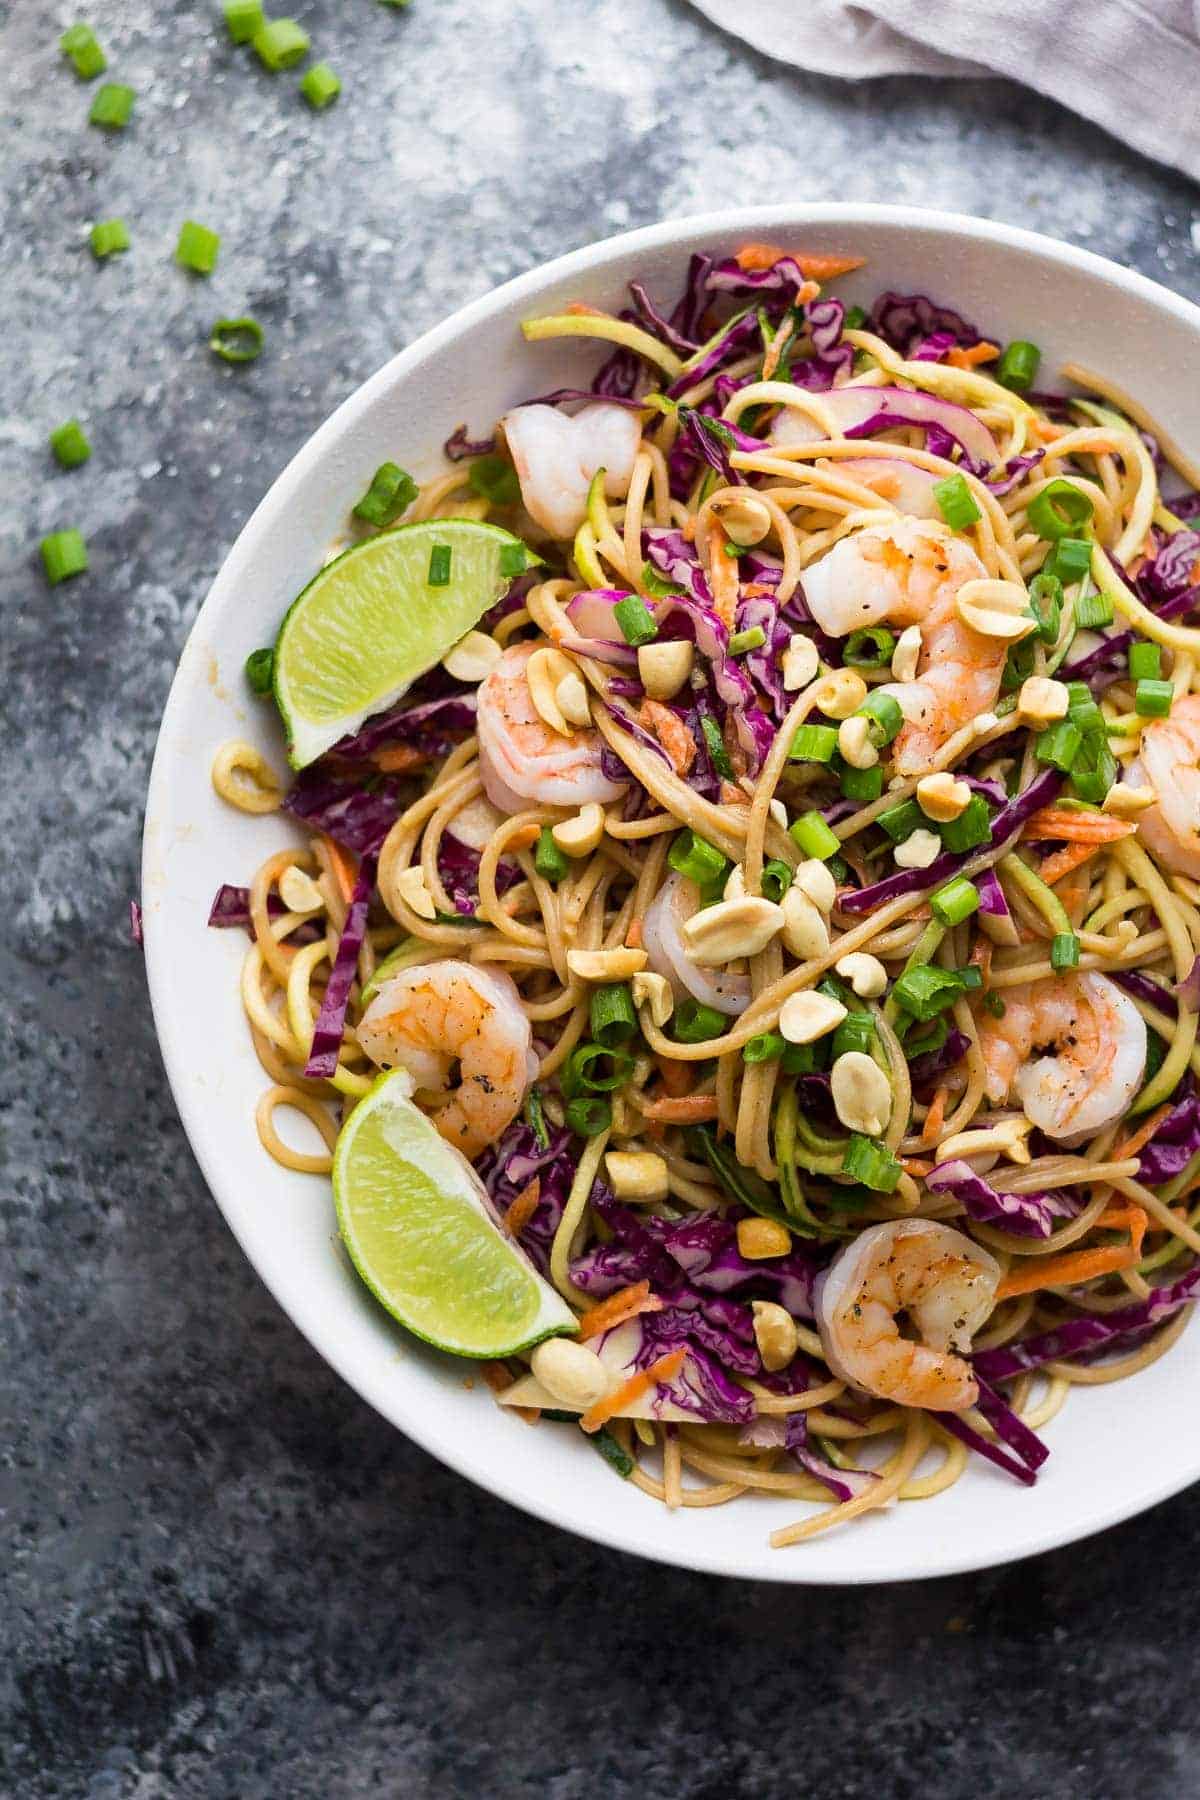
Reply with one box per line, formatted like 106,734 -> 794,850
932,472 -> 981,532
1135,678 -> 1173,718
673,998 -> 726,1043
1051,932 -> 1080,971
878,798 -> 924,842
468,453 -> 520,507
842,1134 -> 902,1193
668,830 -> 728,888
352,461 -> 418,527
590,984 -> 638,1048
300,62 -> 340,108
49,420 -> 91,469
728,625 -> 766,655
1036,719 -> 1083,772
955,964 -> 983,992
1074,589 -> 1114,629
88,82 -> 134,128
498,542 -> 528,577
612,593 -> 657,647
826,854 -> 849,885
818,974 -> 853,1007
938,794 -> 991,853
60,23 -> 107,77
209,317 -> 263,363
564,1096 -> 611,1137
781,1039 -> 827,1073
89,217 -> 129,259
252,17 -> 311,69
700,715 -> 734,780
789,810 -> 840,861
641,560 -> 683,598
535,826 -> 569,883
855,691 -> 904,748
839,761 -> 883,803
590,1424 -> 634,1477
904,1015 -> 949,1061
789,722 -> 838,763
892,965 -> 966,1022
1047,536 -> 1092,584
744,1032 -> 786,1064
564,1042 -> 634,1095
41,529 -> 88,585
983,989 -> 1007,1018
1028,571 -> 1062,645
524,1085 -> 550,1150
175,221 -> 220,276
244,647 -> 275,694
427,544 -> 452,587
223,0 -> 264,43
1001,636 -> 1037,693
760,860 -> 792,905
1027,479 -> 1094,541
996,340 -> 1040,392
1129,641 -> 1162,682
931,876 -> 980,927
843,625 -> 897,669
832,1011 -> 875,1061
843,305 -> 868,331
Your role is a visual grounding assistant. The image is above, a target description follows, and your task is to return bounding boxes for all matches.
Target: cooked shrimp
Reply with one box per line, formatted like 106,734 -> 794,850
643,869 -> 750,1016
476,641 -> 627,814
801,515 -> 1005,776
501,402 -> 642,539
816,1220 -> 999,1412
974,971 -> 1146,1145
356,960 -> 537,1158
1128,692 -> 1200,878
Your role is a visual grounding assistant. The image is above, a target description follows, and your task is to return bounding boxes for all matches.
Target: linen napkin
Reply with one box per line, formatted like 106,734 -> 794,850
689,0 -> 1200,183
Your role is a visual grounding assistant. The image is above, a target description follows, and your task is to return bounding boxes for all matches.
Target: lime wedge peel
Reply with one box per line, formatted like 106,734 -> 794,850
273,518 -> 534,769
333,1070 -> 577,1359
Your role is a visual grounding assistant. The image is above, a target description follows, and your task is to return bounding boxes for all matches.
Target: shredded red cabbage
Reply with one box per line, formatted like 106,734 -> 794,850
443,423 -> 495,461
303,856 -> 376,1080
784,1410 -> 881,1501
926,1160 -> 1080,1240
868,291 -> 984,358
975,1261 -> 1200,1382
129,898 -> 143,946
476,1119 -> 577,1276
907,1029 -> 970,1091
284,770 -> 409,856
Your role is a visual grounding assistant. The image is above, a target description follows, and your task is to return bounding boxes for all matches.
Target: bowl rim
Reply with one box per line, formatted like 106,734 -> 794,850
143,202 -> 1200,1583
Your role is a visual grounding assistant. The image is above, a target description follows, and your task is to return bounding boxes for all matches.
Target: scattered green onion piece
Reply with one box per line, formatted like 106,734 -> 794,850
932,472 -> 981,532
89,217 -> 129,259
565,1096 -> 611,1137
668,830 -> 728,888
700,715 -> 734,780
468,453 -> 520,507
590,983 -> 638,1049
300,61 -> 340,108
210,317 -> 264,363
1028,572 -> 1062,645
352,460 -> 418,527
427,543 -> 452,587
244,647 -> 275,694
832,1011 -> 874,1061
1129,641 -> 1162,682
641,560 -> 683,598
89,81 -> 134,128
842,1135 -> 902,1193
728,625 -> 766,655
1074,589 -> 1114,629
1036,719 -> 1083,772
534,826 -> 569,883
673,999 -> 726,1044
1135,678 -> 1173,719
983,989 -> 1007,1018
253,17 -> 311,69
843,625 -> 896,669
996,340 -> 1040,392
955,964 -> 983,992
1001,636 -> 1037,693
223,0 -> 264,43
60,23 -> 107,77
781,1039 -> 827,1073
904,1015 -> 950,1061
1047,536 -> 1092,584
839,761 -> 883,803
41,529 -> 88,585
175,220 -> 220,276
1027,479 -> 1094,541
744,1031 -> 786,1064
722,541 -> 746,559
612,593 -> 657,648
789,722 -> 838,763
817,974 -> 853,1007
524,1085 -> 550,1150
938,794 -> 991,853
498,542 -> 528,577
842,305 -> 868,331
50,420 -> 91,469
1051,932 -> 1081,971
931,876 -> 981,927
878,798 -> 924,842
892,965 -> 967,1022
590,1425 -> 634,1478
827,853 -> 849,885
565,1043 -> 634,1095
1069,736 -> 1118,805
760,860 -> 792,905
789,810 -> 840,861
855,690 -> 904,748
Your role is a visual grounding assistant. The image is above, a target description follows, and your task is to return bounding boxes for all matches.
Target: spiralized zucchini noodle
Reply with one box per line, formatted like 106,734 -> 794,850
210,243 -> 1200,1546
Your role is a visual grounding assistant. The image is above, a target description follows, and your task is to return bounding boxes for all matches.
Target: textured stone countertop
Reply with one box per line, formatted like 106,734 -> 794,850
6,3 -> 1200,1795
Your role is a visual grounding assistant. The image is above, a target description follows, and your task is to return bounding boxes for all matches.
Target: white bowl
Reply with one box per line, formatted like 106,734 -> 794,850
143,204 -> 1200,1583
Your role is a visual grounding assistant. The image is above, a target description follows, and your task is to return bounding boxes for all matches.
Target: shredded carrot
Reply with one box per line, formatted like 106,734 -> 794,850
1037,839 -> 1105,887
719,779 -> 746,805
372,744 -> 428,774
653,1052 -> 692,1098
681,516 -> 697,542
995,1207 -> 1147,1299
502,1177 -> 541,1239
506,822 -> 540,851
480,1361 -> 514,1394
579,1348 -> 687,1434
1033,417 -> 1068,443
640,1092 -> 720,1123
625,919 -> 644,950
707,523 -> 739,627
733,243 -> 865,280
1110,1103 -> 1174,1163
921,1087 -> 950,1148
968,937 -> 993,986
565,300 -> 605,316
639,699 -> 696,777
1022,809 -> 1137,844
901,1157 -> 934,1178
577,1280 -> 665,1342
740,581 -> 775,600
946,340 -> 1000,369
320,835 -> 357,906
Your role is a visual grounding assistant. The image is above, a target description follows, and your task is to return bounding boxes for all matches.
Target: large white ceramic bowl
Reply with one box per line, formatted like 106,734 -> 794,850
143,205 -> 1200,1582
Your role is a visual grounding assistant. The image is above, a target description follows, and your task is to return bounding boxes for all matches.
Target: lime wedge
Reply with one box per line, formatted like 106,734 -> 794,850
332,1071 -> 577,1358
274,519 -> 533,768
